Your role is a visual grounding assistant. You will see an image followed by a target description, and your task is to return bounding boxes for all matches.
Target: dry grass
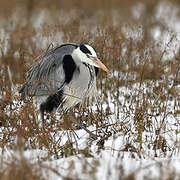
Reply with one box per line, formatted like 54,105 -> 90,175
0,0 -> 180,179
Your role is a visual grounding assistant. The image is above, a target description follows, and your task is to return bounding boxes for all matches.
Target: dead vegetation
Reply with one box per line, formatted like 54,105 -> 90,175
0,0 -> 180,179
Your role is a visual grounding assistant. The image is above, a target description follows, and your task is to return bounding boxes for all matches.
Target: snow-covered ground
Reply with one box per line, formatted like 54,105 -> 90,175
0,80 -> 179,179
1,129 -> 180,180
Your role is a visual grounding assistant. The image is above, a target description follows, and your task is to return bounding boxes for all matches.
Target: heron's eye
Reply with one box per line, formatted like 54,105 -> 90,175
86,54 -> 90,58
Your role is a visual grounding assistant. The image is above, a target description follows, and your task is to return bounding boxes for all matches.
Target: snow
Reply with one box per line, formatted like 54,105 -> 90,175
2,145 -> 180,179
0,80 -> 179,179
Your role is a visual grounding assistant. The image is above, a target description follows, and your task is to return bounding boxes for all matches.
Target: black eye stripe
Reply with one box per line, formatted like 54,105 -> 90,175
80,44 -> 92,55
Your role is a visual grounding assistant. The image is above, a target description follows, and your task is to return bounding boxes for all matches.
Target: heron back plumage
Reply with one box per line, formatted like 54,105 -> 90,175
20,43 -> 78,98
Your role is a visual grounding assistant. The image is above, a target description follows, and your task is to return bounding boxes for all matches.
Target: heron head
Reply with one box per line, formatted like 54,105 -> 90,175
72,44 -> 109,73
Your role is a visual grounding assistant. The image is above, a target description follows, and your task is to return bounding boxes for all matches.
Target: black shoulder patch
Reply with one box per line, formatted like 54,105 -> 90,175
63,55 -> 76,84
80,44 -> 92,54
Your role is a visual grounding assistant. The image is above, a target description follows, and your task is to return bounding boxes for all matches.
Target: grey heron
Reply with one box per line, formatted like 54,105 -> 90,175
19,43 -> 109,137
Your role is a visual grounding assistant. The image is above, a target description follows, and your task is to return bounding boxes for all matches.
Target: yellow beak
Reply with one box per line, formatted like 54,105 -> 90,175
93,59 -> 109,73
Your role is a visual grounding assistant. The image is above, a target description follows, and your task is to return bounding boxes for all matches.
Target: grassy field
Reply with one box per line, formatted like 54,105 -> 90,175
0,0 -> 180,179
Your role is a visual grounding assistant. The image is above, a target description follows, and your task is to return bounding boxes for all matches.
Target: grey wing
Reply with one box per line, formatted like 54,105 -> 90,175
19,43 -> 78,98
